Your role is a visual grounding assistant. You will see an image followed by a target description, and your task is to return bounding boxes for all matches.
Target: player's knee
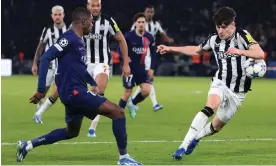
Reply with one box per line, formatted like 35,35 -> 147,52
112,105 -> 125,120
66,130 -> 80,138
201,106 -> 215,117
141,85 -> 150,97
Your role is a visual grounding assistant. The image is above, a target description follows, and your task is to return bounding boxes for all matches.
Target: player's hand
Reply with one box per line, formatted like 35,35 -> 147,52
122,64 -> 131,77
157,45 -> 170,54
226,48 -> 242,56
31,63 -> 38,76
29,91 -> 45,104
148,69 -> 154,79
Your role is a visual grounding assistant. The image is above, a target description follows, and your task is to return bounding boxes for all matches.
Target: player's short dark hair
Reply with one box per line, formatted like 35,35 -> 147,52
213,6 -> 236,26
144,5 -> 154,10
133,13 -> 146,22
72,7 -> 91,23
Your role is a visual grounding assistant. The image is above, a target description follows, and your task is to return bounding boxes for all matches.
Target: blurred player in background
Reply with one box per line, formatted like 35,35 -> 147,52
17,7 -> 142,165
31,5 -> 67,124
85,0 -> 131,137
131,5 -> 174,111
157,7 -> 264,160
119,13 -> 156,118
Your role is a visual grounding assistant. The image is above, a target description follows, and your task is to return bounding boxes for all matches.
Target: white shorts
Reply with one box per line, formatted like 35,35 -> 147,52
145,56 -> 151,70
87,63 -> 110,80
208,79 -> 246,123
46,69 -> 55,87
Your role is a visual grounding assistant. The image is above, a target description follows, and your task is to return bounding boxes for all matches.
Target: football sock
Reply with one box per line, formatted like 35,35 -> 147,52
112,116 -> 127,155
30,128 -> 72,150
132,87 -> 141,99
179,106 -> 214,149
132,92 -> 146,105
196,122 -> 218,140
119,98 -> 127,109
149,84 -> 158,106
36,97 -> 57,115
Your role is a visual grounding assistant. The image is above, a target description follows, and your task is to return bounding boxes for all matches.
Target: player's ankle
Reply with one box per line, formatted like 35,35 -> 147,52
25,141 -> 33,151
119,153 -> 129,159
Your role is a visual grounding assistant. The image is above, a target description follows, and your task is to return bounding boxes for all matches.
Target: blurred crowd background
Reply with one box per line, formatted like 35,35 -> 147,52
2,0 -> 276,77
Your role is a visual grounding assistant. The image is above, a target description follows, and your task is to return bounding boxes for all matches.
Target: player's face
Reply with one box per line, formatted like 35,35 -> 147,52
216,22 -> 235,40
83,15 -> 93,35
135,17 -> 146,33
87,0 -> 101,17
51,11 -> 64,24
144,8 -> 154,21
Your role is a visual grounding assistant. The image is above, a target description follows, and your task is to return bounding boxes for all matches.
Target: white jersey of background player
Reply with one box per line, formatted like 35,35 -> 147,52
86,0 -> 131,137
157,7 -> 264,160
131,5 -> 174,111
31,6 -> 67,124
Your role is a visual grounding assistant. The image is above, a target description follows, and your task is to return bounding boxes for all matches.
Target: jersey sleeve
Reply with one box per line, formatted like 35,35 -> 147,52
37,34 -> 73,92
40,27 -> 49,43
199,34 -> 213,51
239,30 -> 258,49
156,21 -> 164,34
108,17 -> 121,35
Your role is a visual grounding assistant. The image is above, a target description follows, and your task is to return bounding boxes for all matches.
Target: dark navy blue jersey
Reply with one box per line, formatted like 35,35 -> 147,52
119,30 -> 156,71
37,29 -> 97,104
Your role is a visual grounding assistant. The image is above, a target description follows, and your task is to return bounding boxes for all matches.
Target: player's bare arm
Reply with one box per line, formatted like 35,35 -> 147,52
157,45 -> 204,56
226,44 -> 264,59
32,41 -> 46,76
160,32 -> 174,44
113,32 -> 131,76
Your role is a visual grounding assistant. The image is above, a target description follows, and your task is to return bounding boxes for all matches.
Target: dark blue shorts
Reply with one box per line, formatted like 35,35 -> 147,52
123,70 -> 150,89
64,89 -> 107,124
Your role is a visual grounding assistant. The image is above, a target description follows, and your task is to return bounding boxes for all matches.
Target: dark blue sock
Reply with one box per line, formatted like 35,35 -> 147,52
132,92 -> 146,105
119,98 -> 127,109
31,128 -> 71,148
112,117 -> 127,155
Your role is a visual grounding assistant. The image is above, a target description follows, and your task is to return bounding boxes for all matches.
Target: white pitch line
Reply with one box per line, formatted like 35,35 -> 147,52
2,138 -> 276,146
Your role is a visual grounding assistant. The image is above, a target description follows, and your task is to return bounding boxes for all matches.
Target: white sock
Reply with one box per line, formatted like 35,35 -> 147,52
36,98 -> 55,115
195,122 -> 216,140
132,86 -> 141,99
149,84 -> 158,106
36,97 -> 45,110
179,112 -> 209,150
25,141 -> 33,151
119,153 -> 129,159
89,115 -> 101,131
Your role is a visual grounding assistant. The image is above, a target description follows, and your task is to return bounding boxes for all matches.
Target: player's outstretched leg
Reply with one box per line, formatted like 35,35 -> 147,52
186,115 -> 225,155
96,99 -> 142,165
172,94 -> 220,160
17,119 -> 83,162
149,82 -> 163,111
33,85 -> 59,124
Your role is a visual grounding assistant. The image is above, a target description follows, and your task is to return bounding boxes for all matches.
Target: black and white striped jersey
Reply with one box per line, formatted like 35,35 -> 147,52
131,20 -> 164,39
40,24 -> 67,69
200,28 -> 258,93
84,13 -> 120,65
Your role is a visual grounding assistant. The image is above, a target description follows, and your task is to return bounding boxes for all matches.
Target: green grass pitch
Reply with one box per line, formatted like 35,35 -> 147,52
1,75 -> 276,164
